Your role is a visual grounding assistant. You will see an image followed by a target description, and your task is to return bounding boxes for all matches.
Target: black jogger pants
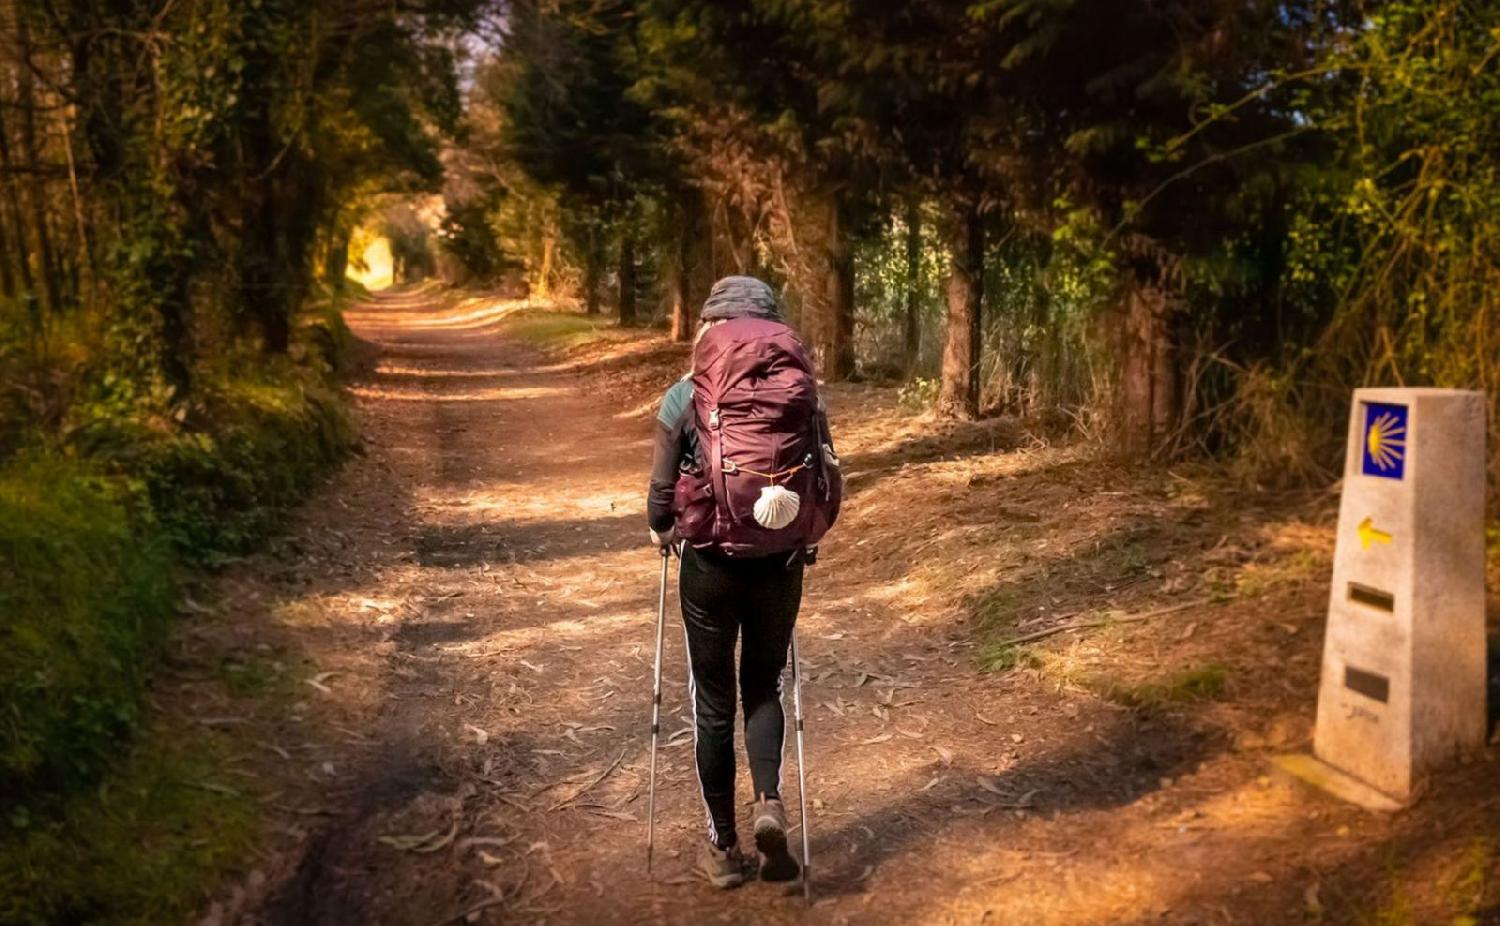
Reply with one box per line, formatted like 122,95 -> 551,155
679,544 -> 804,848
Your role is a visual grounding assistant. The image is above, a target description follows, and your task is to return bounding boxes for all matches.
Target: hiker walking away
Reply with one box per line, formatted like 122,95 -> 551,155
647,275 -> 842,889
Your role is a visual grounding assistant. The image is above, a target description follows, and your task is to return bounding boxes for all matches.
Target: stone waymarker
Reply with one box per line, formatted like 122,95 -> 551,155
1278,388 -> 1487,809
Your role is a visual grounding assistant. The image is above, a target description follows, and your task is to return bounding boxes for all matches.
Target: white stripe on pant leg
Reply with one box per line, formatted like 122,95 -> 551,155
678,557 -> 718,846
776,668 -> 786,798
684,639 -> 718,846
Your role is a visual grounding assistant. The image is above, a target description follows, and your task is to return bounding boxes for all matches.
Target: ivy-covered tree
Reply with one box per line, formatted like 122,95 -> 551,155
0,0 -> 479,415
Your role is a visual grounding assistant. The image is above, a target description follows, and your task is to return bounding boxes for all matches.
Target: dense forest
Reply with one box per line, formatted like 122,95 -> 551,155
3,0 -> 1497,520
429,0 -> 1497,487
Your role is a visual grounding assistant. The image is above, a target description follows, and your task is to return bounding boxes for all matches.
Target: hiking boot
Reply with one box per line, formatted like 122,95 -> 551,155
696,838 -> 746,889
751,796 -> 801,882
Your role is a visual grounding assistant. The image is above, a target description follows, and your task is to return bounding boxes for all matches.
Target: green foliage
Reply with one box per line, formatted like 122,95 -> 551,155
475,0 -> 675,314
971,589 -> 1037,671
500,309 -> 612,347
1303,1 -> 1500,490
375,201 -> 441,285
0,458 -> 173,804
0,726 -> 259,926
978,643 -> 1030,673
1,300 -> 354,827
898,377 -> 940,413
151,375 -> 352,559
0,0 -> 480,433
853,203 -> 947,373
438,192 -> 512,282
0,1 -> 468,914
63,320 -> 357,562
1104,663 -> 1231,708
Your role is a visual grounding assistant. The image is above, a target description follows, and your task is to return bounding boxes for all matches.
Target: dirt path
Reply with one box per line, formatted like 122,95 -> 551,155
197,289 -> 1498,926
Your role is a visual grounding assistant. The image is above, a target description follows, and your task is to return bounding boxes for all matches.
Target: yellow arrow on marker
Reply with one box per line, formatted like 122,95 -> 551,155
1357,517 -> 1392,549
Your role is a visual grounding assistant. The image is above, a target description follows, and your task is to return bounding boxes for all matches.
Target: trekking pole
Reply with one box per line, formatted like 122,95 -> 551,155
790,629 -> 812,904
645,545 -> 670,877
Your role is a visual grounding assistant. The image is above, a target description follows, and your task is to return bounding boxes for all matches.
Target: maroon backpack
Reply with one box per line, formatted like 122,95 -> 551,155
672,316 -> 842,557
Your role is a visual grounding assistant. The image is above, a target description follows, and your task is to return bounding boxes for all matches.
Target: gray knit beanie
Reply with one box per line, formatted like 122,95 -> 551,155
700,275 -> 782,322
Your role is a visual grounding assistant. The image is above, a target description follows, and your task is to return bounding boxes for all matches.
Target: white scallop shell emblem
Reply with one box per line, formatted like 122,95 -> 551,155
753,485 -> 801,530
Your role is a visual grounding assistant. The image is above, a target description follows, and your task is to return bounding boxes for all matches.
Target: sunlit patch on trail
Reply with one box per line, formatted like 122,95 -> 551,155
403,297 -> 530,330
348,383 -> 567,403
373,363 -> 523,379
415,488 -> 639,523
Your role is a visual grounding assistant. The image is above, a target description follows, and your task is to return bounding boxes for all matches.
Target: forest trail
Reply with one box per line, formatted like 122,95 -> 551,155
193,289 -> 1494,926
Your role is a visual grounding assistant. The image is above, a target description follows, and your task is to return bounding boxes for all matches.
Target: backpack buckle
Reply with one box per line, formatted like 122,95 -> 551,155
708,408 -> 721,428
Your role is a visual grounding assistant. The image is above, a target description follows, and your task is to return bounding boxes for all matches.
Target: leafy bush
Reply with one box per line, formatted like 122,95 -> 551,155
0,725 -> 259,926
898,377 -> 939,413
131,370 -> 353,561
0,457 -> 173,806
0,307 -> 358,813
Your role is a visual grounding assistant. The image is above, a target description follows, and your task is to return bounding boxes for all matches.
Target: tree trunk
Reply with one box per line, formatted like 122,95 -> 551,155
239,52 -> 288,353
0,102 -> 37,303
820,195 -> 856,381
0,188 -> 15,298
671,192 -> 710,341
617,228 -> 637,326
903,196 -> 922,372
583,226 -> 601,315
668,230 -> 688,341
0,109 -> 20,299
16,14 -> 61,317
668,206 -> 690,341
710,196 -> 754,278
242,188 -> 291,353
536,227 -> 555,299
325,226 -> 351,289
709,199 -> 728,279
1119,272 -> 1180,456
1031,279 -> 1055,407
936,199 -> 984,419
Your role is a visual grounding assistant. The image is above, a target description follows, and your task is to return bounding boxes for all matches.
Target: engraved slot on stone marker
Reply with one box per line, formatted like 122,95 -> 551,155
1347,582 -> 1395,613
1344,666 -> 1390,704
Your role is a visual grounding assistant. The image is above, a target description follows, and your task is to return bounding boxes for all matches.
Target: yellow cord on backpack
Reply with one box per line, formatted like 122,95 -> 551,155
725,461 -> 808,485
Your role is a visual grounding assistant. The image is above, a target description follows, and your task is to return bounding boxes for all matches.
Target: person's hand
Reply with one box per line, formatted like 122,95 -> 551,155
649,526 -> 675,550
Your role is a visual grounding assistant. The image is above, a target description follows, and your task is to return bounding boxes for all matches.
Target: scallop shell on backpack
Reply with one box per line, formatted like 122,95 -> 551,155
752,485 -> 801,530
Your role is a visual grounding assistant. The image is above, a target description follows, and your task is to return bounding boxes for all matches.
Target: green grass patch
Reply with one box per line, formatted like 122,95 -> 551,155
0,728 -> 259,926
978,641 -> 1040,672
1450,837 -> 1494,926
0,457 -> 174,804
971,587 -> 1020,633
1360,836 -> 1496,926
217,651 -> 290,698
1233,547 -> 1324,599
498,308 -> 612,347
971,588 -> 1035,671
1100,663 -> 1231,707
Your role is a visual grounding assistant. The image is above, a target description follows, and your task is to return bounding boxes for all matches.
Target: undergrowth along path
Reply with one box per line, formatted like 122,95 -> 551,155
196,288 -> 1498,926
